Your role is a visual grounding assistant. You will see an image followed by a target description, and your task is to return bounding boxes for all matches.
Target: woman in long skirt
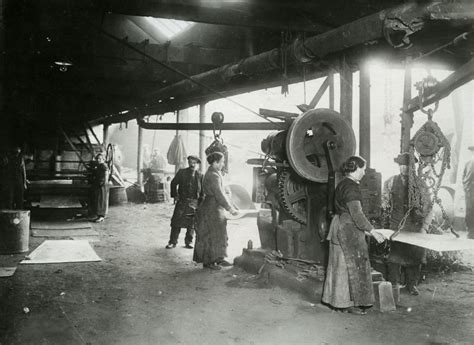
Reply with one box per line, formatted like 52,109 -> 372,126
322,156 -> 385,315
89,153 -> 109,223
193,152 -> 238,270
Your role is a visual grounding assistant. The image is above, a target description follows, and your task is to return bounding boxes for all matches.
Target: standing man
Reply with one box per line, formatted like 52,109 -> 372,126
381,152 -> 432,296
166,155 -> 203,249
462,146 -> 474,239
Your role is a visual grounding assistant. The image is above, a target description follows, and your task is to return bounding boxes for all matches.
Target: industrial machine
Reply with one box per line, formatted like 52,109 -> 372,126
26,141 -> 121,217
250,108 -> 381,264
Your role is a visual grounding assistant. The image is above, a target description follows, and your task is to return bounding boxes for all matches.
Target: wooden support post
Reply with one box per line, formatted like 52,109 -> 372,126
400,58 -> 413,153
175,111 -> 180,174
297,76 -> 330,112
103,123 -> 110,150
359,62 -> 371,167
340,59 -> 353,125
199,102 -> 206,173
137,125 -> 143,189
328,71 -> 335,110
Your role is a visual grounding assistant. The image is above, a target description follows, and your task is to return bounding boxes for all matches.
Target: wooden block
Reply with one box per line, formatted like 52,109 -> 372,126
373,281 -> 396,312
371,269 -> 384,282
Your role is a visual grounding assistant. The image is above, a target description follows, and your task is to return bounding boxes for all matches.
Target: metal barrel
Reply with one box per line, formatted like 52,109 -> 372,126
0,210 -> 30,254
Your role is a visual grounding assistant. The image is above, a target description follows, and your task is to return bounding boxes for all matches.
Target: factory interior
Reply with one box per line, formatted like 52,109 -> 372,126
0,1 -> 474,344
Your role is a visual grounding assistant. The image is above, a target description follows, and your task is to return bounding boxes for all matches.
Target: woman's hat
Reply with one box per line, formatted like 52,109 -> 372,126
187,155 -> 201,164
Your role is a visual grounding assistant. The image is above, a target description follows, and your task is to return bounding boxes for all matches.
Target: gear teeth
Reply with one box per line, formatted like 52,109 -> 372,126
277,169 -> 306,225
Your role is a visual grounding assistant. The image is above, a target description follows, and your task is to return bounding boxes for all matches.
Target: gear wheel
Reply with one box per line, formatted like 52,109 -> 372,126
278,169 -> 307,225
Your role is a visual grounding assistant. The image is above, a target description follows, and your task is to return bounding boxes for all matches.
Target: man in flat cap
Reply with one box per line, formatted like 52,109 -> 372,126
462,146 -> 474,239
166,155 -> 203,249
381,152 -> 433,295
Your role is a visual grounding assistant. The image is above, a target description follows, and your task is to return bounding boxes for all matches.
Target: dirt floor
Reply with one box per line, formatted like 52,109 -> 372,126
1,202 -> 474,345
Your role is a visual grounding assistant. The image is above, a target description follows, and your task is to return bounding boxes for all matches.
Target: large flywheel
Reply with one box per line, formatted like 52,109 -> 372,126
286,109 -> 356,182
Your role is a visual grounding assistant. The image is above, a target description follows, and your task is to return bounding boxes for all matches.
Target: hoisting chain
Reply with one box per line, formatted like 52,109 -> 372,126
206,112 -> 229,174
406,74 -> 457,236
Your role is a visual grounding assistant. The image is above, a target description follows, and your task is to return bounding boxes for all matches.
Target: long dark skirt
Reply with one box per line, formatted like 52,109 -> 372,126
193,197 -> 228,265
92,184 -> 109,217
322,216 -> 374,308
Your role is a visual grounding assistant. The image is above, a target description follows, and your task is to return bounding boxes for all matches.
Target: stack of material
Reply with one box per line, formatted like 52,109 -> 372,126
31,221 -> 98,239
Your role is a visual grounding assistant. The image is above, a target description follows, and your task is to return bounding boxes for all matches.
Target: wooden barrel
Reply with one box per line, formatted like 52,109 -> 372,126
145,182 -> 166,203
109,186 -> 128,206
0,210 -> 30,254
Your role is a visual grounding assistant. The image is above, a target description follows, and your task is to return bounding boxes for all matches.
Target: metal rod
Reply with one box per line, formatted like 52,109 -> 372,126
137,119 -> 289,131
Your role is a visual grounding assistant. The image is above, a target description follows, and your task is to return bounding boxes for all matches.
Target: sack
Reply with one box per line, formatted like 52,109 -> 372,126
167,135 -> 187,169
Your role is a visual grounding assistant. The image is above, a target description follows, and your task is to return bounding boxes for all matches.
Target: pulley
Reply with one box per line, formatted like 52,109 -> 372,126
285,109 -> 356,183
206,111 -> 229,174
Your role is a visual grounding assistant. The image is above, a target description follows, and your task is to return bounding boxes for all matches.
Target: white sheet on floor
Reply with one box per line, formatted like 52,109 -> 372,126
374,229 -> 474,252
20,240 -> 101,264
0,267 -> 17,277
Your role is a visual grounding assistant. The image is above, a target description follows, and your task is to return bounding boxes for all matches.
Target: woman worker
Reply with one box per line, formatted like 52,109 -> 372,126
89,153 -> 109,223
322,156 -> 385,315
193,152 -> 238,270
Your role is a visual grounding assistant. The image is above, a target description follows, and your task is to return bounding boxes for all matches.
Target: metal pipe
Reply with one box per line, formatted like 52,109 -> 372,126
137,119 -> 287,131
94,1 -> 438,125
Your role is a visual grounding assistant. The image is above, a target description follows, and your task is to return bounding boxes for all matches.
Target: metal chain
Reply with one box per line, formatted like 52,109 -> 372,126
408,78 -> 457,235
